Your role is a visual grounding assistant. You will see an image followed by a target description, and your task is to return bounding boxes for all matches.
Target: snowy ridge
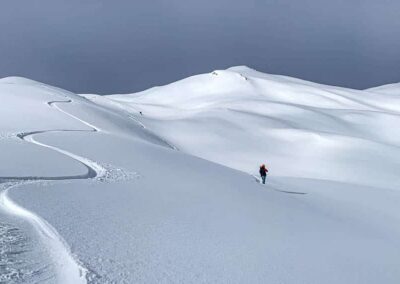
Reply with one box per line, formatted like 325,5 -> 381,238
367,82 -> 400,95
97,66 -> 400,190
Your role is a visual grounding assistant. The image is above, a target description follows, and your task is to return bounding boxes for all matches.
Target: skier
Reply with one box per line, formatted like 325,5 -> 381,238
259,164 -> 268,184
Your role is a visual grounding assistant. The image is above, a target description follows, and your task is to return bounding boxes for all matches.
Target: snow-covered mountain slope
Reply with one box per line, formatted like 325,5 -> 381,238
367,82 -> 400,95
91,66 -> 400,190
1,71 -> 400,284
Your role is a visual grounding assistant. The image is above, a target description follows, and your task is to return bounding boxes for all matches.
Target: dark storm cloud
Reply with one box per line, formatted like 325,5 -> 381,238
0,0 -> 399,94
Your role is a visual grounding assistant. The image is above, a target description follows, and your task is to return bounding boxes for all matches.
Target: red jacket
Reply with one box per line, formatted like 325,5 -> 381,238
259,166 -> 268,176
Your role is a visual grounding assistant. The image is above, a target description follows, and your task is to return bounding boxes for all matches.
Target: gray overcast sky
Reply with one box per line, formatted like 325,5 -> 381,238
0,0 -> 399,94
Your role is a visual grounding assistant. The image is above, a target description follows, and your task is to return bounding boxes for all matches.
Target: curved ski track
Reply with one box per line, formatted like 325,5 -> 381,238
0,99 -> 106,283
0,96 -> 308,282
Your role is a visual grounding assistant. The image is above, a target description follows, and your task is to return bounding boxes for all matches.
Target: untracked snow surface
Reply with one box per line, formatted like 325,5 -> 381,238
1,69 -> 400,283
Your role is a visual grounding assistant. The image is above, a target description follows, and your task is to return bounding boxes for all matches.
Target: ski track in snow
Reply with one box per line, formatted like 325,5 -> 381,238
0,90 -> 305,283
0,99 -> 132,283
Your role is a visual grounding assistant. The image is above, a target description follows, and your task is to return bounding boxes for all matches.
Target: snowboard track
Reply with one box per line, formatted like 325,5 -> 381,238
0,99 -> 105,283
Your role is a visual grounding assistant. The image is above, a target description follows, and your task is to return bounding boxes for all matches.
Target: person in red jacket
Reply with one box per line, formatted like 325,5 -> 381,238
259,164 -> 268,184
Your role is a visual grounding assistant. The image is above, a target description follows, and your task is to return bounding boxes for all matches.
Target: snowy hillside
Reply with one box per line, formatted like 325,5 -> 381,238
367,82 -> 400,95
91,66 -> 400,190
1,69 -> 400,283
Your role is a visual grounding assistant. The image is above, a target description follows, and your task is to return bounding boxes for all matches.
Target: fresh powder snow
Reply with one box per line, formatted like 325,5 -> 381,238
1,68 -> 399,283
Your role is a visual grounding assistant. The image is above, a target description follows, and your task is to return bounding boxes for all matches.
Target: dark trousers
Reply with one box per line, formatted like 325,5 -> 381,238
261,175 -> 266,184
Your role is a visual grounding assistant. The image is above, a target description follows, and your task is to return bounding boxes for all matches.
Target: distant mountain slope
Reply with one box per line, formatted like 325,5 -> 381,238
367,82 -> 400,95
109,65 -> 400,112
89,66 -> 400,190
